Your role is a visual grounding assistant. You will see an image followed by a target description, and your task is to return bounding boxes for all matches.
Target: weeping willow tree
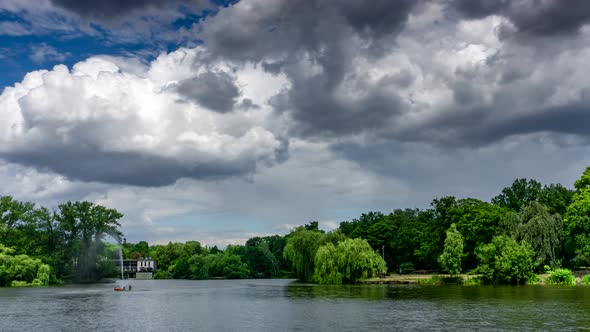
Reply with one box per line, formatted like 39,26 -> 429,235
283,227 -> 325,282
507,202 -> 563,269
314,238 -> 386,284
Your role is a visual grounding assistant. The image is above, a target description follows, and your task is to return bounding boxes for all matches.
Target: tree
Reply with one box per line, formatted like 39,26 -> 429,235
512,202 -> 563,269
283,227 -> 325,282
314,238 -> 386,284
492,178 -> 542,212
539,184 -> 574,215
438,224 -> 463,276
453,199 -> 507,269
54,201 -> 123,282
0,244 -> 51,287
564,167 -> 590,265
0,196 -> 37,253
476,236 -> 535,284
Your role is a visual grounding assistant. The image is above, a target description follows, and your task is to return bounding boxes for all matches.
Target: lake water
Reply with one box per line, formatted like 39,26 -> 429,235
1,279 -> 590,331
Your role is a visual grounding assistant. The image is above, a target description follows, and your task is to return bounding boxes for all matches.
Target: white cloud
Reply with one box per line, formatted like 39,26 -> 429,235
0,48 -> 289,185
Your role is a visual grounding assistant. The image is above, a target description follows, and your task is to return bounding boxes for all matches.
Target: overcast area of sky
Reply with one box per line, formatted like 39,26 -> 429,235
1,0 -> 590,246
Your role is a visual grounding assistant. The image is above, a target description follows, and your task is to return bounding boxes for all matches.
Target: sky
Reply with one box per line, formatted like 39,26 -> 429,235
1,0 -> 590,246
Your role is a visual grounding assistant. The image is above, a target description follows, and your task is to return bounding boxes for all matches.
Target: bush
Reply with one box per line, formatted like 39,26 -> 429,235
440,276 -> 464,284
153,270 -> 173,279
546,268 -> 576,285
10,280 -> 30,287
581,274 -> 590,284
464,276 -> 482,285
476,236 -> 536,285
399,262 -> 414,274
416,275 -> 442,285
526,273 -> 541,285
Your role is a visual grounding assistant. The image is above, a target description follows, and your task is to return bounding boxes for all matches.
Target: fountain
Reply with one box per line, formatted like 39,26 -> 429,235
114,244 -> 126,291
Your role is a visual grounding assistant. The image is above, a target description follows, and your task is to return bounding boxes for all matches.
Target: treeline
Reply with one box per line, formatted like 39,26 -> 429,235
128,167 -> 590,285
121,236 -> 289,280
0,199 -> 122,286
2,167 -> 590,286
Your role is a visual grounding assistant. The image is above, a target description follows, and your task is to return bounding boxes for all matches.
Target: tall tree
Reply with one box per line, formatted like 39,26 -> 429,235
54,201 -> 123,282
438,224 -> 463,276
539,184 -> 575,215
564,167 -> 590,266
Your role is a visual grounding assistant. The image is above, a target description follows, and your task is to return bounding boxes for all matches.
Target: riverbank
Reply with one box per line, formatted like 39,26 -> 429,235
361,270 -> 590,285
360,274 -> 478,285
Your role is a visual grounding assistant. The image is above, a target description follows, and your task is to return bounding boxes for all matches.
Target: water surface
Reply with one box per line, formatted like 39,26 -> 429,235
1,279 -> 589,331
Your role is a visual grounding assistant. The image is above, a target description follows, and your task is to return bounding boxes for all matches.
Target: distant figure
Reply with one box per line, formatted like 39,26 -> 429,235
122,286 -> 126,291
128,285 -> 132,291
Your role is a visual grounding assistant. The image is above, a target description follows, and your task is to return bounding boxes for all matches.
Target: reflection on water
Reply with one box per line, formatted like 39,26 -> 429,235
1,279 -> 590,331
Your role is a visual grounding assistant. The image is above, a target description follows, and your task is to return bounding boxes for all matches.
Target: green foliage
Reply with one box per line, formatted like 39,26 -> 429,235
398,262 -> 414,274
438,224 -> 463,276
476,236 -> 536,285
526,273 -> 541,285
581,274 -> 590,284
546,268 -> 576,285
153,270 -> 173,279
539,184 -> 575,215
492,178 -> 542,212
512,202 -> 564,269
314,238 -> 386,284
54,201 -> 123,282
564,167 -> 590,265
0,244 -> 51,287
574,167 -> 590,191
283,227 -> 325,282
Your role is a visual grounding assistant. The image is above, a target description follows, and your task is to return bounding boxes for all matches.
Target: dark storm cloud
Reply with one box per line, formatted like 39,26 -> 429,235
202,0 -> 420,137
4,148 -> 249,186
449,0 -> 590,36
449,0 -> 511,19
50,0 -> 212,20
1,137 -> 289,187
176,71 -> 240,113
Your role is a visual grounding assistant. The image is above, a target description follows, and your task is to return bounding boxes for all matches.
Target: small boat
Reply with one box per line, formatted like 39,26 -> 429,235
114,287 -> 124,292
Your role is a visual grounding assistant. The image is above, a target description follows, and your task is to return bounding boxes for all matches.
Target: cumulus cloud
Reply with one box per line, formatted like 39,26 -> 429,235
0,48 -> 289,186
3,0 -> 590,246
197,0 -> 590,149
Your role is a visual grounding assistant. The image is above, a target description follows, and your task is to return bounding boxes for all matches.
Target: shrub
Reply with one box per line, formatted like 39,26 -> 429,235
546,268 -> 576,285
581,274 -> 590,284
464,276 -> 482,285
399,262 -> 414,274
153,270 -> 173,279
416,275 -> 442,285
476,236 -> 536,285
440,276 -> 464,284
526,273 -> 541,285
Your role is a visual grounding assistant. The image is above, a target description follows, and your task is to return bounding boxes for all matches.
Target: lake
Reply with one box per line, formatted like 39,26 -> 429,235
1,279 -> 590,331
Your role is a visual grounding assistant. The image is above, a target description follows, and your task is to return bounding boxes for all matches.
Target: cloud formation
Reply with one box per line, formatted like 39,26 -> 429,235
0,49 -> 288,186
3,0 -> 590,245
